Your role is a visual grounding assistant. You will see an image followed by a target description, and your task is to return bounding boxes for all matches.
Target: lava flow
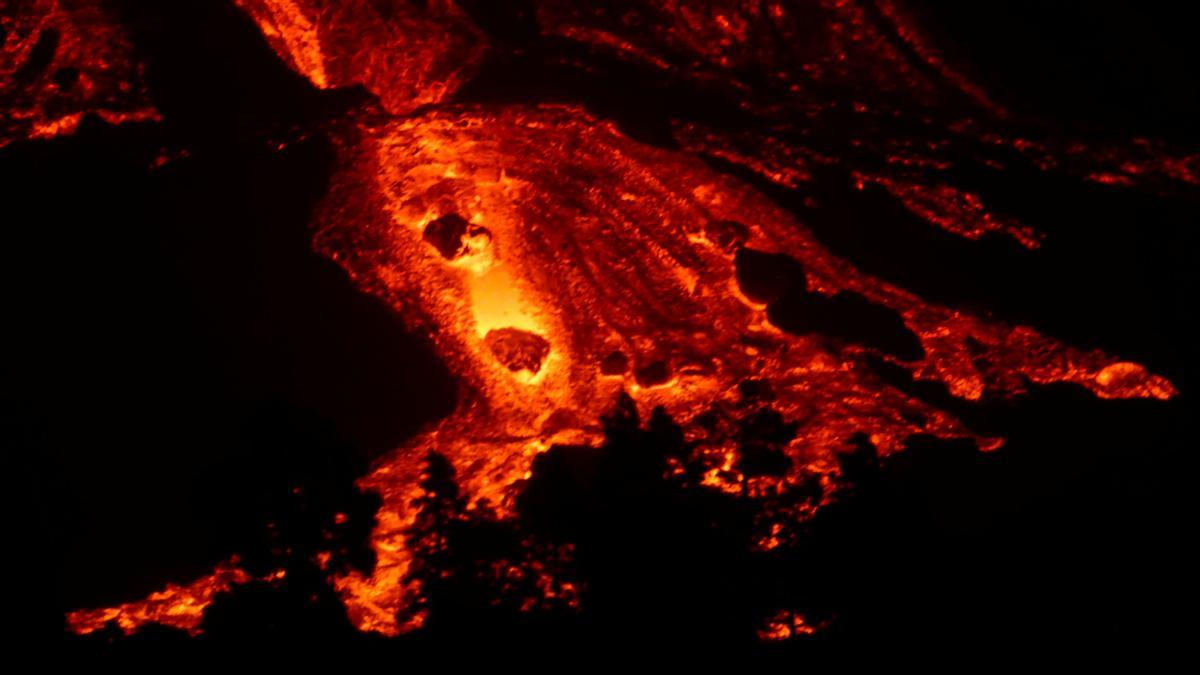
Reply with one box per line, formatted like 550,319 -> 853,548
232,0 -> 486,115
316,103 -> 1173,635
52,0 -> 1183,640
65,560 -> 252,637
1,0 -> 156,146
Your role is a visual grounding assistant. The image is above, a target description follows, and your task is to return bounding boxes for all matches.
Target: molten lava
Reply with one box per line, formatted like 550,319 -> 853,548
65,560 -> 252,637
533,0 -> 1007,114
314,103 -> 1174,634
49,0 -> 1183,639
232,0 -> 486,115
1,0 -> 156,146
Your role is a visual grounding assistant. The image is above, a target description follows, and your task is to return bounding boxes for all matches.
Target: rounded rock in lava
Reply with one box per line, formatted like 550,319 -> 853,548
485,327 -> 551,374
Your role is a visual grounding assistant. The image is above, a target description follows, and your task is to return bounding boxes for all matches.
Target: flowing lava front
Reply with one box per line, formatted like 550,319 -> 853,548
40,0 -> 1183,639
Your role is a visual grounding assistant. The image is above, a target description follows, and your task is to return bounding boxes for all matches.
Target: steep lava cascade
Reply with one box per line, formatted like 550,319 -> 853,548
232,0 -> 487,115
1,0 -> 156,146
59,0 -> 1181,638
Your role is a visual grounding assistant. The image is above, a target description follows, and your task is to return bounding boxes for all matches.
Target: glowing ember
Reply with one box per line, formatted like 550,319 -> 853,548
50,0 -> 1183,640
758,609 -> 826,641
65,560 -> 253,636
233,0 -> 486,114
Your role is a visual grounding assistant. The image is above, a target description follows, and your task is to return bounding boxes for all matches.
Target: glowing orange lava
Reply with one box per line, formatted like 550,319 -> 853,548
65,560 -> 253,636
313,104 -> 1173,634
1,0 -> 157,147
233,0 -> 486,115
50,0 -> 1182,639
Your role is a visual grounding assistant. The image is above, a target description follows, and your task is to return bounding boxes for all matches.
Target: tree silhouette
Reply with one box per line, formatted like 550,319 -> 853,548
736,406 -> 797,495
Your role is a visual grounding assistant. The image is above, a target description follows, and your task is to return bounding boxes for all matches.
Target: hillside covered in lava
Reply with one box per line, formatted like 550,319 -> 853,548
5,0 -> 1196,659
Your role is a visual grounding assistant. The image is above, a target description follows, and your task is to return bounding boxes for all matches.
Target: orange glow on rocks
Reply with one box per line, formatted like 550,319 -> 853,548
312,104 -> 1174,634
1,0 -> 157,147
48,0 -> 1183,641
533,0 -> 1005,114
233,0 -> 486,115
852,173 -> 1045,250
65,560 -> 252,636
758,609 -> 826,641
